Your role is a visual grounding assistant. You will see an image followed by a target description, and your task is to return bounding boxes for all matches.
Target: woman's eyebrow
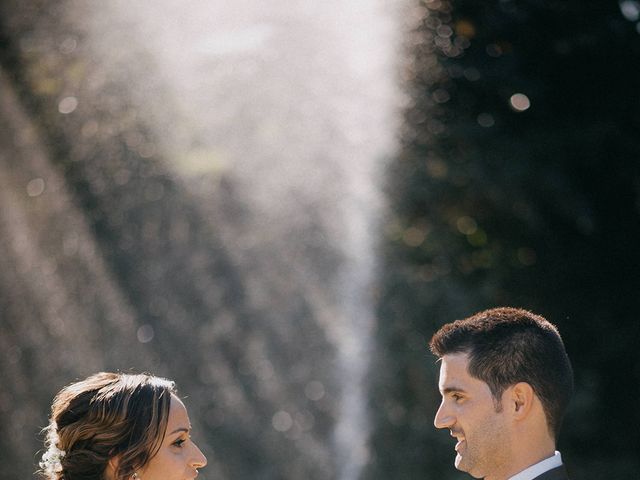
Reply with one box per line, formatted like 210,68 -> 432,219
168,427 -> 190,435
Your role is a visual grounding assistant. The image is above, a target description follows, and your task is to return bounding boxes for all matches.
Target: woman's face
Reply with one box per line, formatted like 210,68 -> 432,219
138,395 -> 207,480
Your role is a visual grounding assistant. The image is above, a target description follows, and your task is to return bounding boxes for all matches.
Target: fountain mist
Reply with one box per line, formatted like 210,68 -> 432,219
0,0 -> 403,478
98,2 -> 402,478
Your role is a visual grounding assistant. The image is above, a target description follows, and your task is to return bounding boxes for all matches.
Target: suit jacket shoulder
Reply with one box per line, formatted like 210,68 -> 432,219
533,465 -> 569,480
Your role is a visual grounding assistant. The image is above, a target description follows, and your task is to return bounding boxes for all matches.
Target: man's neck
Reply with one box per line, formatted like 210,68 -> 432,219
508,451 -> 563,480
487,447 -> 557,480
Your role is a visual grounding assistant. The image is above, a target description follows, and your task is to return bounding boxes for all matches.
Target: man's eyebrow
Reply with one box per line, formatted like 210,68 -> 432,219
440,386 -> 466,395
168,427 -> 191,435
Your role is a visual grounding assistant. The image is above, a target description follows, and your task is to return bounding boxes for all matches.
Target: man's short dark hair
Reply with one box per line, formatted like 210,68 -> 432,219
429,307 -> 573,437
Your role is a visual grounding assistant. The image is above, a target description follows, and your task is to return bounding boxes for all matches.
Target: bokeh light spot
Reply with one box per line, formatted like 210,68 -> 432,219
427,120 -> 446,135
463,68 -> 481,81
304,380 -> 325,401
517,247 -> 537,266
426,158 -> 448,178
7,345 -> 22,365
477,113 -> 495,127
467,229 -> 487,246
454,19 -> 476,38
59,37 -> 78,54
472,250 -> 493,268
509,93 -> 531,112
63,232 -> 79,256
58,96 -> 78,114
144,181 -> 165,201
436,25 -> 453,38
403,227 -> 426,247
485,43 -> 503,57
138,142 -> 157,158
272,410 -> 293,432
620,0 -> 640,21
26,177 -> 45,197
114,169 -> 131,186
81,120 -> 99,138
456,216 -> 477,235
137,324 -> 155,343
432,88 -> 450,104
255,360 -> 275,380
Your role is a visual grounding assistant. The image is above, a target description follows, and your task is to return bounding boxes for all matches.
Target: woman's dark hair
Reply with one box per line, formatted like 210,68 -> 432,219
39,372 -> 176,480
429,307 -> 574,437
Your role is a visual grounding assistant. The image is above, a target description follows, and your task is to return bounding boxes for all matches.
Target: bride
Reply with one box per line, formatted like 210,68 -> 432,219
39,372 -> 207,480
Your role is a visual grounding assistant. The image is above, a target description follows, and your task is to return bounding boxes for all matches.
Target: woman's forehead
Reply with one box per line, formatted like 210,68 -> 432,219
167,395 -> 190,428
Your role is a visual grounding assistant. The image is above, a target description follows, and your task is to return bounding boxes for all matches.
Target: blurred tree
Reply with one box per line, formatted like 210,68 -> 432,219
368,0 -> 640,478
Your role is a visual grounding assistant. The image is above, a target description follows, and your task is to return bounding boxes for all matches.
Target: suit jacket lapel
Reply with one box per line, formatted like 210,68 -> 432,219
532,465 -> 569,480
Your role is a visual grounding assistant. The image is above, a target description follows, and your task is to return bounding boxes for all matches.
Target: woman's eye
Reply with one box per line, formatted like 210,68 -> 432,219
173,438 -> 186,447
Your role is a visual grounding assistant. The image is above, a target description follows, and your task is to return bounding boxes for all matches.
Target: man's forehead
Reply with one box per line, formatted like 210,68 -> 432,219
439,352 -> 471,372
437,353 -> 496,398
438,353 -> 472,388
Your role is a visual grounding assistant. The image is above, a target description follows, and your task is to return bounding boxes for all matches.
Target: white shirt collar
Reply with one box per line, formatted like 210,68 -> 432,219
508,451 -> 563,480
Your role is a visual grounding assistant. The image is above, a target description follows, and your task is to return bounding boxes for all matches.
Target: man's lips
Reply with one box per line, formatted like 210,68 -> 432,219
450,431 -> 465,452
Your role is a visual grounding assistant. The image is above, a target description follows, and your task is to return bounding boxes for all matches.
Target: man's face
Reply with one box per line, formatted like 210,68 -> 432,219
434,353 -> 512,480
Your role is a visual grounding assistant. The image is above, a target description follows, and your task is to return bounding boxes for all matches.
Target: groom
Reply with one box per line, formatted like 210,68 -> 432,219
430,307 -> 573,480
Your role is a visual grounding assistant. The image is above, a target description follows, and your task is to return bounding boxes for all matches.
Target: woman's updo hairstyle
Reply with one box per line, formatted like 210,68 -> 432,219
39,372 -> 176,480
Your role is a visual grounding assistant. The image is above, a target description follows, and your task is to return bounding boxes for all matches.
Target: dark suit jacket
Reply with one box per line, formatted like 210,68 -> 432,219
533,465 -> 569,480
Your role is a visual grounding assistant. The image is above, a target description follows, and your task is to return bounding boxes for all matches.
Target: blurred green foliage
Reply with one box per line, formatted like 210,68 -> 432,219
367,0 -> 640,478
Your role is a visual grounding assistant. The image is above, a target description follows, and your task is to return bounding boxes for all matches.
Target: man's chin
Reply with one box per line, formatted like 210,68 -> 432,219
455,456 -> 484,479
454,455 -> 471,473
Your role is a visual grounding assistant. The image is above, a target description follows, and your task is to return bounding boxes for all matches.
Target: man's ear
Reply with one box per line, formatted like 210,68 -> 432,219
509,382 -> 535,419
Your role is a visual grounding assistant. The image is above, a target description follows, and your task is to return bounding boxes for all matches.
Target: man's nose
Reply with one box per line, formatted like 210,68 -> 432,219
434,401 -> 454,429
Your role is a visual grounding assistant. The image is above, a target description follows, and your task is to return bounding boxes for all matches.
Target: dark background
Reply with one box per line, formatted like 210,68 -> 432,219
1,1 -> 639,479
367,1 -> 640,479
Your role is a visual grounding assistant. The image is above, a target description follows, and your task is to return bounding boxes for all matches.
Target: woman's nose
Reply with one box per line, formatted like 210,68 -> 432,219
190,442 -> 207,468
